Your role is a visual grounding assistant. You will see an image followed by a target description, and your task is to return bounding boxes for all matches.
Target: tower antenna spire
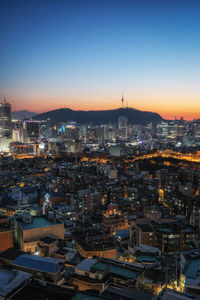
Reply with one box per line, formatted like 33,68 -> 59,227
121,91 -> 124,108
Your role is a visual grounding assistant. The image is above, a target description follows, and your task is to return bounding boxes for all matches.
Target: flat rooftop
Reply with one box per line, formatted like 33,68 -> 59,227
18,216 -> 62,230
110,264 -> 139,278
76,258 -> 97,272
93,261 -> 139,279
102,286 -> 152,300
157,288 -> 198,300
0,269 -> 16,291
12,281 -> 76,300
115,230 -> 129,239
0,269 -> 31,298
92,261 -> 108,272
71,292 -> 106,300
156,226 -> 173,233
137,254 -> 157,263
13,254 -> 64,274
184,258 -> 200,278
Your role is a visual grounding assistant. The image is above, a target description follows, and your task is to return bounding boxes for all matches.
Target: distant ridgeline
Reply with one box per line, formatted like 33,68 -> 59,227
34,108 -> 163,125
12,110 -> 37,120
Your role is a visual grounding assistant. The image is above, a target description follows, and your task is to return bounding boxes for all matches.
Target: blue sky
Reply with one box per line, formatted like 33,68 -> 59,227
0,0 -> 200,119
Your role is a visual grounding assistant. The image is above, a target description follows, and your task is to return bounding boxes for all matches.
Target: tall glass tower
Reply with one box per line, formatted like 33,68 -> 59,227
0,100 -> 12,138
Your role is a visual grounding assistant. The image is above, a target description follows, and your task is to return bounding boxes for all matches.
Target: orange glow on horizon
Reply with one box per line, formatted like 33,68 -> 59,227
11,97 -> 200,121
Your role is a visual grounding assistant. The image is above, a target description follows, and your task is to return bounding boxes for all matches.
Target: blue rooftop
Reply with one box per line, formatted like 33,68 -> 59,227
184,258 -> 200,278
92,262 -> 108,271
137,255 -> 157,263
18,216 -> 62,230
93,261 -> 138,278
115,230 -> 129,240
13,254 -> 63,274
109,265 -> 138,278
156,226 -> 172,233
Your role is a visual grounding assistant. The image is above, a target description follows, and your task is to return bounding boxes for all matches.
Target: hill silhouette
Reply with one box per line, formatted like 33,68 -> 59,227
34,107 -> 163,124
12,110 -> 37,120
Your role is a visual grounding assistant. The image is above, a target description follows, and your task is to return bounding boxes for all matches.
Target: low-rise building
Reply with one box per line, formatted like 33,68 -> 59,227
180,249 -> 200,296
102,204 -> 128,234
15,214 -> 64,253
12,253 -> 64,283
0,268 -> 31,299
71,257 -> 142,292
75,233 -> 117,259
0,219 -> 14,251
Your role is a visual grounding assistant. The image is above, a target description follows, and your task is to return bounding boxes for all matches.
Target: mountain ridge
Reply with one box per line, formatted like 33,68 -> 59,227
34,107 -> 163,124
12,110 -> 37,120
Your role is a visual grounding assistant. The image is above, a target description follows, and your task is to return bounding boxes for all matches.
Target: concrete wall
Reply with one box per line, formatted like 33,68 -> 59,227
23,223 -> 64,244
76,242 -> 116,259
0,230 -> 13,251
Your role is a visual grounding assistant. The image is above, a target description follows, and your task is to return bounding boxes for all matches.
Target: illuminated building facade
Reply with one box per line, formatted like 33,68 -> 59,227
102,204 -> 128,234
0,101 -> 12,150
24,120 -> 40,143
118,116 -> 128,140
15,214 -> 64,254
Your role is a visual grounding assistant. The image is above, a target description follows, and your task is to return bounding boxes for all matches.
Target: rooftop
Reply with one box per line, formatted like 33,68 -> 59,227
109,264 -> 138,278
75,237 -> 116,251
184,257 -> 200,278
92,261 -> 109,272
102,286 -> 152,300
40,236 -> 58,244
12,281 -> 76,300
114,230 -> 129,240
156,288 -> 199,300
137,254 -> 157,263
0,269 -> 31,298
71,292 -> 106,300
93,260 -> 139,279
0,247 -> 25,262
17,216 -> 62,230
76,258 -> 98,272
13,254 -> 64,274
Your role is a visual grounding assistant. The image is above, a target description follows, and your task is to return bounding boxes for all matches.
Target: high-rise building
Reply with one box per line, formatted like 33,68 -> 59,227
24,120 -> 40,143
118,116 -> 128,139
0,101 -> 12,138
0,100 -> 12,150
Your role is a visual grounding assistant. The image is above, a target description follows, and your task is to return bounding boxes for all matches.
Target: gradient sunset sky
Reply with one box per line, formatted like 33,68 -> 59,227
0,0 -> 200,120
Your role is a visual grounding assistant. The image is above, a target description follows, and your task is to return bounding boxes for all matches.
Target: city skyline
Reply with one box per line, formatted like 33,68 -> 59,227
1,0 -> 200,120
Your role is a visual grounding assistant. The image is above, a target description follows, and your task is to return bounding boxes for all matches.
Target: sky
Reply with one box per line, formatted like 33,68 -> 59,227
0,0 -> 200,120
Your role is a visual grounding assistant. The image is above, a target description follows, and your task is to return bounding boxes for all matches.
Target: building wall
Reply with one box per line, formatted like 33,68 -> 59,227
16,222 -> 64,251
102,213 -> 128,234
0,230 -> 13,251
76,242 -> 116,259
39,196 -> 64,206
23,223 -> 64,243
72,278 -> 108,291
23,240 -> 38,254
141,231 -> 155,247
12,264 -> 61,283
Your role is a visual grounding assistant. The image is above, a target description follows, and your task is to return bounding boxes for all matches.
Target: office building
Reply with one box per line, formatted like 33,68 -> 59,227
0,100 -> 12,150
24,120 -> 40,143
118,116 -> 128,140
